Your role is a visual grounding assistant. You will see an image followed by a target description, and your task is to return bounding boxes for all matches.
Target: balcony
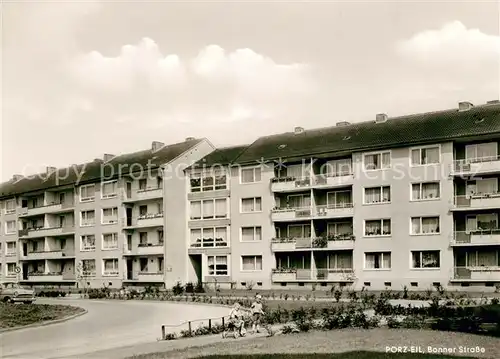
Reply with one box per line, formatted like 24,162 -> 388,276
313,173 -> 354,189
452,266 -> 500,281
124,271 -> 164,282
271,268 -> 355,282
19,201 -> 74,217
123,243 -> 164,256
21,248 -> 76,260
122,187 -> 163,202
188,237 -> 230,255
271,207 -> 313,222
18,225 -> 75,238
314,203 -> 354,219
451,156 -> 500,176
123,213 -> 164,229
271,234 -> 355,251
270,176 -> 313,192
25,272 -> 65,282
451,194 -> 500,211
451,230 -> 500,246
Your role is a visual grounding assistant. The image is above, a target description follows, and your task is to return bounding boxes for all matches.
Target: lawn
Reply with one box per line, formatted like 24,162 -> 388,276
192,353 -> 476,359
0,302 -> 85,329
130,328 -> 499,359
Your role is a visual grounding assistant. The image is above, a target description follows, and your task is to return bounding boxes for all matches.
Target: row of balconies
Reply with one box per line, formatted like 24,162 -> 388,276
19,247 -> 76,260
122,243 -> 164,256
271,203 -> 354,221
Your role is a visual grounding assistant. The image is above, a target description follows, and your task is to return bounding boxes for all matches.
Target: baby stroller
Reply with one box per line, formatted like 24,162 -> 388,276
222,303 -> 248,339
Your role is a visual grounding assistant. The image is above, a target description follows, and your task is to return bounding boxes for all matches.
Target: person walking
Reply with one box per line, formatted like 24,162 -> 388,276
250,294 -> 264,334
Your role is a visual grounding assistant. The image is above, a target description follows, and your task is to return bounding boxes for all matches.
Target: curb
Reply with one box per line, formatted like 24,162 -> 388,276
0,308 -> 88,333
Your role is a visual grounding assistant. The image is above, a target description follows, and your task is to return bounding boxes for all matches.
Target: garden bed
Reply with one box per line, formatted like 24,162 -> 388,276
0,302 -> 85,329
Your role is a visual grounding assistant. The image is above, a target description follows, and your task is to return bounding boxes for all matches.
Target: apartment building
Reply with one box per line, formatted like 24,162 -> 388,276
184,100 -> 500,291
1,101 -> 500,291
0,138 -> 214,289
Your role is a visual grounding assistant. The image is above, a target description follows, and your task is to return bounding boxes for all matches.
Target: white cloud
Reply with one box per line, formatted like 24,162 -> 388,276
397,21 -> 500,67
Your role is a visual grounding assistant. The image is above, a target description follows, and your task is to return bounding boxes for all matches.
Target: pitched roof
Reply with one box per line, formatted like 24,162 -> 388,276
0,138 -> 203,199
234,103 -> 500,164
189,145 -> 249,169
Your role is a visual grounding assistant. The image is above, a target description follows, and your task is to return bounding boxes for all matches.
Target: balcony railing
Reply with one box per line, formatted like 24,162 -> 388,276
452,193 -> 500,210
123,242 -> 164,256
452,266 -> 500,281
315,203 -> 354,218
22,248 -> 75,260
451,229 -> 500,245
19,200 -> 75,216
122,187 -> 163,202
270,171 -> 354,192
271,234 -> 355,251
190,237 -> 228,248
271,268 -> 355,282
271,206 -> 313,221
18,225 -> 75,238
451,156 -> 500,175
125,271 -> 164,281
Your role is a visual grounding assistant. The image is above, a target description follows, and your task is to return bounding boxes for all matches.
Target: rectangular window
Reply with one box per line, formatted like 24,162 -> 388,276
102,207 -> 118,224
190,227 -> 227,247
81,235 -> 96,251
139,205 -> 148,216
411,216 -> 440,235
467,178 -> 498,195
363,151 -> 391,170
327,222 -> 353,236
103,233 -> 118,250
364,219 -> 391,236
190,171 -> 227,192
103,259 -> 119,276
323,158 -> 352,176
81,259 -> 96,275
138,179 -> 147,190
7,263 -> 16,276
466,213 -> 498,231
139,232 -> 148,245
242,255 -> 263,271
190,199 -> 227,220
287,194 -> 311,208
5,199 -> 16,214
411,182 -> 440,200
6,241 -> 16,256
80,210 -> 95,226
139,258 -> 148,272
365,252 -> 391,269
412,251 -> 440,269
241,167 -> 262,183
241,227 -> 262,241
241,197 -> 262,213
465,142 -> 498,161
101,181 -> 118,198
287,224 -> 311,238
5,220 -> 16,234
80,184 -> 95,202
158,229 -> 164,244
364,186 -> 391,204
411,146 -> 440,165
207,255 -> 228,276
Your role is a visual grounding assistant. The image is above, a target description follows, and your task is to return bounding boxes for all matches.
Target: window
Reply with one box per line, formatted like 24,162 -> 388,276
465,142 -> 497,161
411,182 -> 440,200
323,159 -> 352,176
102,207 -> 118,224
80,184 -> 95,202
102,233 -> 118,250
139,232 -> 148,245
241,227 -> 262,241
190,171 -> 228,192
242,255 -> 263,271
81,259 -> 96,275
411,216 -> 440,235
80,210 -> 95,226
5,199 -> 16,214
6,241 -> 16,256
327,222 -> 353,236
81,235 -> 96,251
363,151 -> 391,170
241,167 -> 262,183
158,230 -> 164,244
139,258 -> 148,272
241,197 -> 262,213
207,255 -> 228,276
5,220 -> 16,234
287,224 -> 311,238
190,199 -> 227,220
365,252 -> 391,269
101,181 -> 117,199
7,263 -> 16,276
287,194 -> 311,208
190,227 -> 227,247
411,146 -> 440,165
139,179 -> 147,190
364,186 -> 391,204
103,259 -> 119,276
466,178 -> 498,195
364,219 -> 391,236
139,205 -> 148,216
466,213 -> 498,231
412,251 -> 440,269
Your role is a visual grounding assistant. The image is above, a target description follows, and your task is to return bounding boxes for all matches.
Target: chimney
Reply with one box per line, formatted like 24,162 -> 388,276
185,137 -> 196,141
103,154 -> 115,162
152,141 -> 164,152
336,121 -> 351,127
294,126 -> 305,134
46,166 -> 56,174
12,174 -> 23,182
375,113 -> 388,123
458,101 -> 474,111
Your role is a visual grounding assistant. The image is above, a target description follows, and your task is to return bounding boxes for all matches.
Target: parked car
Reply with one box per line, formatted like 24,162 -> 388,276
0,282 -> 36,304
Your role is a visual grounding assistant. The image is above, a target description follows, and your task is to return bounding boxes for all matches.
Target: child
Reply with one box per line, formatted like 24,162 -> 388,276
250,294 -> 265,334
222,302 -> 246,338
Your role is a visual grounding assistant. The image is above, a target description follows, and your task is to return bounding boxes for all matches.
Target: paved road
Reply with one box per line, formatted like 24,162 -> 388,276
0,298 -> 230,359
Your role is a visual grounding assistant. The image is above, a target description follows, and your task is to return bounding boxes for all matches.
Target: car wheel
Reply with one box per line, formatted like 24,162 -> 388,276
3,297 -> 12,303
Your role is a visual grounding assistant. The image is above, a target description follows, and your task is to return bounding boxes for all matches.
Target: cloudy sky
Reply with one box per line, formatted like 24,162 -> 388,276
1,0 -> 499,181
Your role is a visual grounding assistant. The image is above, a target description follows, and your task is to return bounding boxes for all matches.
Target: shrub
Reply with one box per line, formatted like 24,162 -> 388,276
491,298 -> 499,305
386,316 -> 401,329
185,282 -> 195,294
172,282 -> 184,296
194,282 -> 205,293
164,333 -> 176,340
